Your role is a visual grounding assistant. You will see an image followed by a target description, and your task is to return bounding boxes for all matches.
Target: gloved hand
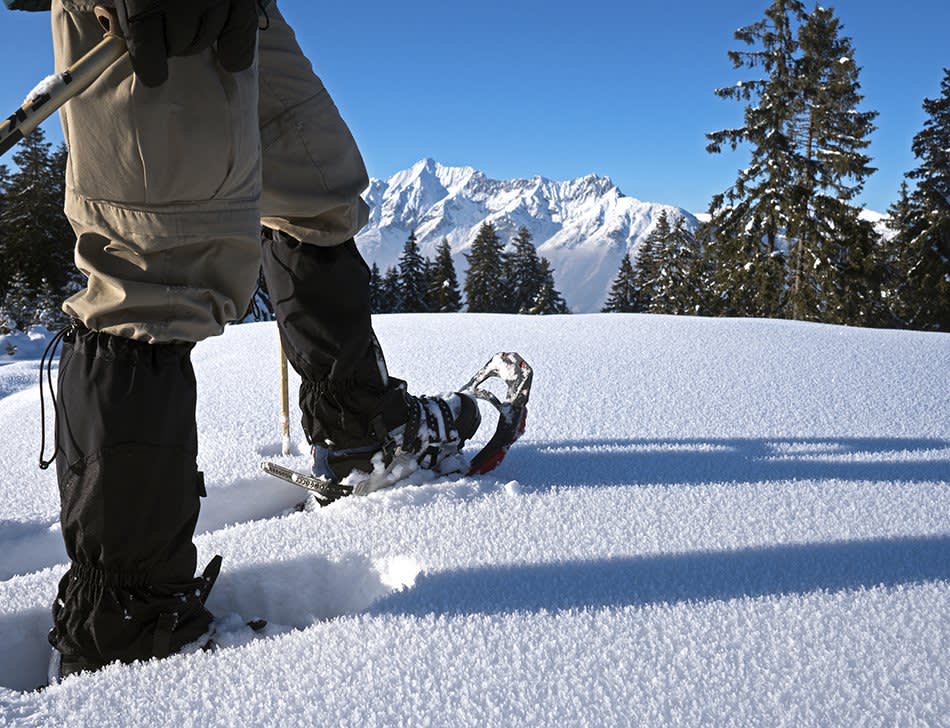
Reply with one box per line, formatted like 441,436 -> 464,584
115,0 -> 259,88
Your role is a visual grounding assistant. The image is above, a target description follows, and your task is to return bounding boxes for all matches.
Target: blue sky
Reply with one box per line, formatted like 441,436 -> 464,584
2,1 -> 948,213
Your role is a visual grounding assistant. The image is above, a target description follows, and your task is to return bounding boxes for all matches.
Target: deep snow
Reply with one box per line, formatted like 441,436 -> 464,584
0,314 -> 947,726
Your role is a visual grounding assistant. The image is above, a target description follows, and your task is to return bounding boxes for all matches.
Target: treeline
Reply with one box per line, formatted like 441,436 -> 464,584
604,0 -> 949,332
0,129 -> 77,333
371,222 -> 569,315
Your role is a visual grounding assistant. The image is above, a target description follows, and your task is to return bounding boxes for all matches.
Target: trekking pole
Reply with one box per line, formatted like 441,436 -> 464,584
0,7 -> 126,158
279,339 -> 291,456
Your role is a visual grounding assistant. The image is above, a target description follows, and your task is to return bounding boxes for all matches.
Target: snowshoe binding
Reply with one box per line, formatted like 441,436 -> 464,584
261,352 -> 533,505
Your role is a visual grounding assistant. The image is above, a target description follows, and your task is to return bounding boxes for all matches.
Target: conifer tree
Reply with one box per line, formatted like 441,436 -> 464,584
631,211 -> 672,311
0,163 -> 9,223
33,276 -> 68,329
380,266 -> 402,313
464,222 -> 507,312
881,181 -> 913,325
397,231 -> 429,312
0,130 -> 73,297
785,7 -> 879,323
648,217 -> 704,315
427,238 -> 462,312
1,268 -> 36,331
529,258 -> 569,314
368,262 -> 383,314
602,253 -> 640,313
705,0 -> 806,317
506,227 -> 543,313
891,68 -> 950,331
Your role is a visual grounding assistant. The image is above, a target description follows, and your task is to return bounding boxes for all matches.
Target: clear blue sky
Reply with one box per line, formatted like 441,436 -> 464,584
2,1 -> 948,213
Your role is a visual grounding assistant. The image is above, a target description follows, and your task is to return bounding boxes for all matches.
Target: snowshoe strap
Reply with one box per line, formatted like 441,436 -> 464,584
402,397 -> 422,453
152,612 -> 180,659
434,398 -> 458,441
198,555 -> 223,604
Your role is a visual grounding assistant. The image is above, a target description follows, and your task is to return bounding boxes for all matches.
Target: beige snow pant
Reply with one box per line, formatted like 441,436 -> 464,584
52,0 -> 370,343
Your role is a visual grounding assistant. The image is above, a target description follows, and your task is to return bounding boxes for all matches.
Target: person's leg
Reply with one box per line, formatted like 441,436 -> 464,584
48,0 -> 261,673
255,6 -> 480,485
256,4 -> 408,450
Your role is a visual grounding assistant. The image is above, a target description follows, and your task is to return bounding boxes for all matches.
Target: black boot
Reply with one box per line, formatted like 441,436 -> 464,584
47,324 -> 218,676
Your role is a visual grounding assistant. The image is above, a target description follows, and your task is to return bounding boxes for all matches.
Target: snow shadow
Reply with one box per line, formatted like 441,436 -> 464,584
508,437 -> 950,489
204,552 -> 419,629
0,520 -> 64,582
0,607 -> 52,692
368,534 -> 950,617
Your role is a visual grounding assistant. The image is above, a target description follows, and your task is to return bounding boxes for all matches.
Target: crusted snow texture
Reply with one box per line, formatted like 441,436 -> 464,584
0,313 -> 948,726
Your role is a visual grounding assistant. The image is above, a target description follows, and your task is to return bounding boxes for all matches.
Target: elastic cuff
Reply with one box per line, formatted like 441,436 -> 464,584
69,562 -> 153,588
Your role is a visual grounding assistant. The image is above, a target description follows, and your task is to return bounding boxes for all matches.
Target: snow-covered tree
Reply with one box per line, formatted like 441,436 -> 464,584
785,6 -> 879,323
705,0 -> 807,318
648,216 -> 704,315
888,68 -> 950,331
0,130 -> 73,297
1,268 -> 36,331
631,211 -> 671,312
705,1 -> 882,325
32,276 -> 67,329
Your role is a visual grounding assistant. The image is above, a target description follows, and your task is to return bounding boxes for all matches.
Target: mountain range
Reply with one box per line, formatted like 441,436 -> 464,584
354,159 -> 699,313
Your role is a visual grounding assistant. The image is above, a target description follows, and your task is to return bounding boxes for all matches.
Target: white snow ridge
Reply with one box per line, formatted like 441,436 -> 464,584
356,159 -> 699,313
0,313 -> 948,726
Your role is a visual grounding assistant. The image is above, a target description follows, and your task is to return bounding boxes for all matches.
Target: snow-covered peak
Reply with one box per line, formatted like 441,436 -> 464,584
358,160 -> 698,312
381,158 -> 480,198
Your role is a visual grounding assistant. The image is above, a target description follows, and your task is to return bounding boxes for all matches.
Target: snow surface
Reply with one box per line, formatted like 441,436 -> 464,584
0,314 -> 948,726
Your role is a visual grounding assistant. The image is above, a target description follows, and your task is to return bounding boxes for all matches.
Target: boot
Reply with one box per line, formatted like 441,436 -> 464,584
312,388 -> 481,494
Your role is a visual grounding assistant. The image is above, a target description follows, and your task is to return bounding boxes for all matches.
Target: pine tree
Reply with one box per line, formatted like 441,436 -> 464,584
785,7 -> 879,323
506,227 -> 543,313
705,0 -> 806,318
427,238 -> 462,312
891,68 -> 950,331
602,253 -> 640,313
705,2 -> 882,324
528,258 -> 569,314
32,276 -> 67,329
397,231 -> 429,313
380,266 -> 402,313
464,222 -> 507,312
631,211 -> 672,311
1,268 -> 36,331
368,262 -> 383,314
881,181 -> 913,326
648,217 -> 704,315
0,130 -> 74,298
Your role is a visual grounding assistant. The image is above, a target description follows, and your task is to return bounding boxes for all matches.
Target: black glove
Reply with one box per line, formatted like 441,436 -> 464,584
115,0 -> 259,88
